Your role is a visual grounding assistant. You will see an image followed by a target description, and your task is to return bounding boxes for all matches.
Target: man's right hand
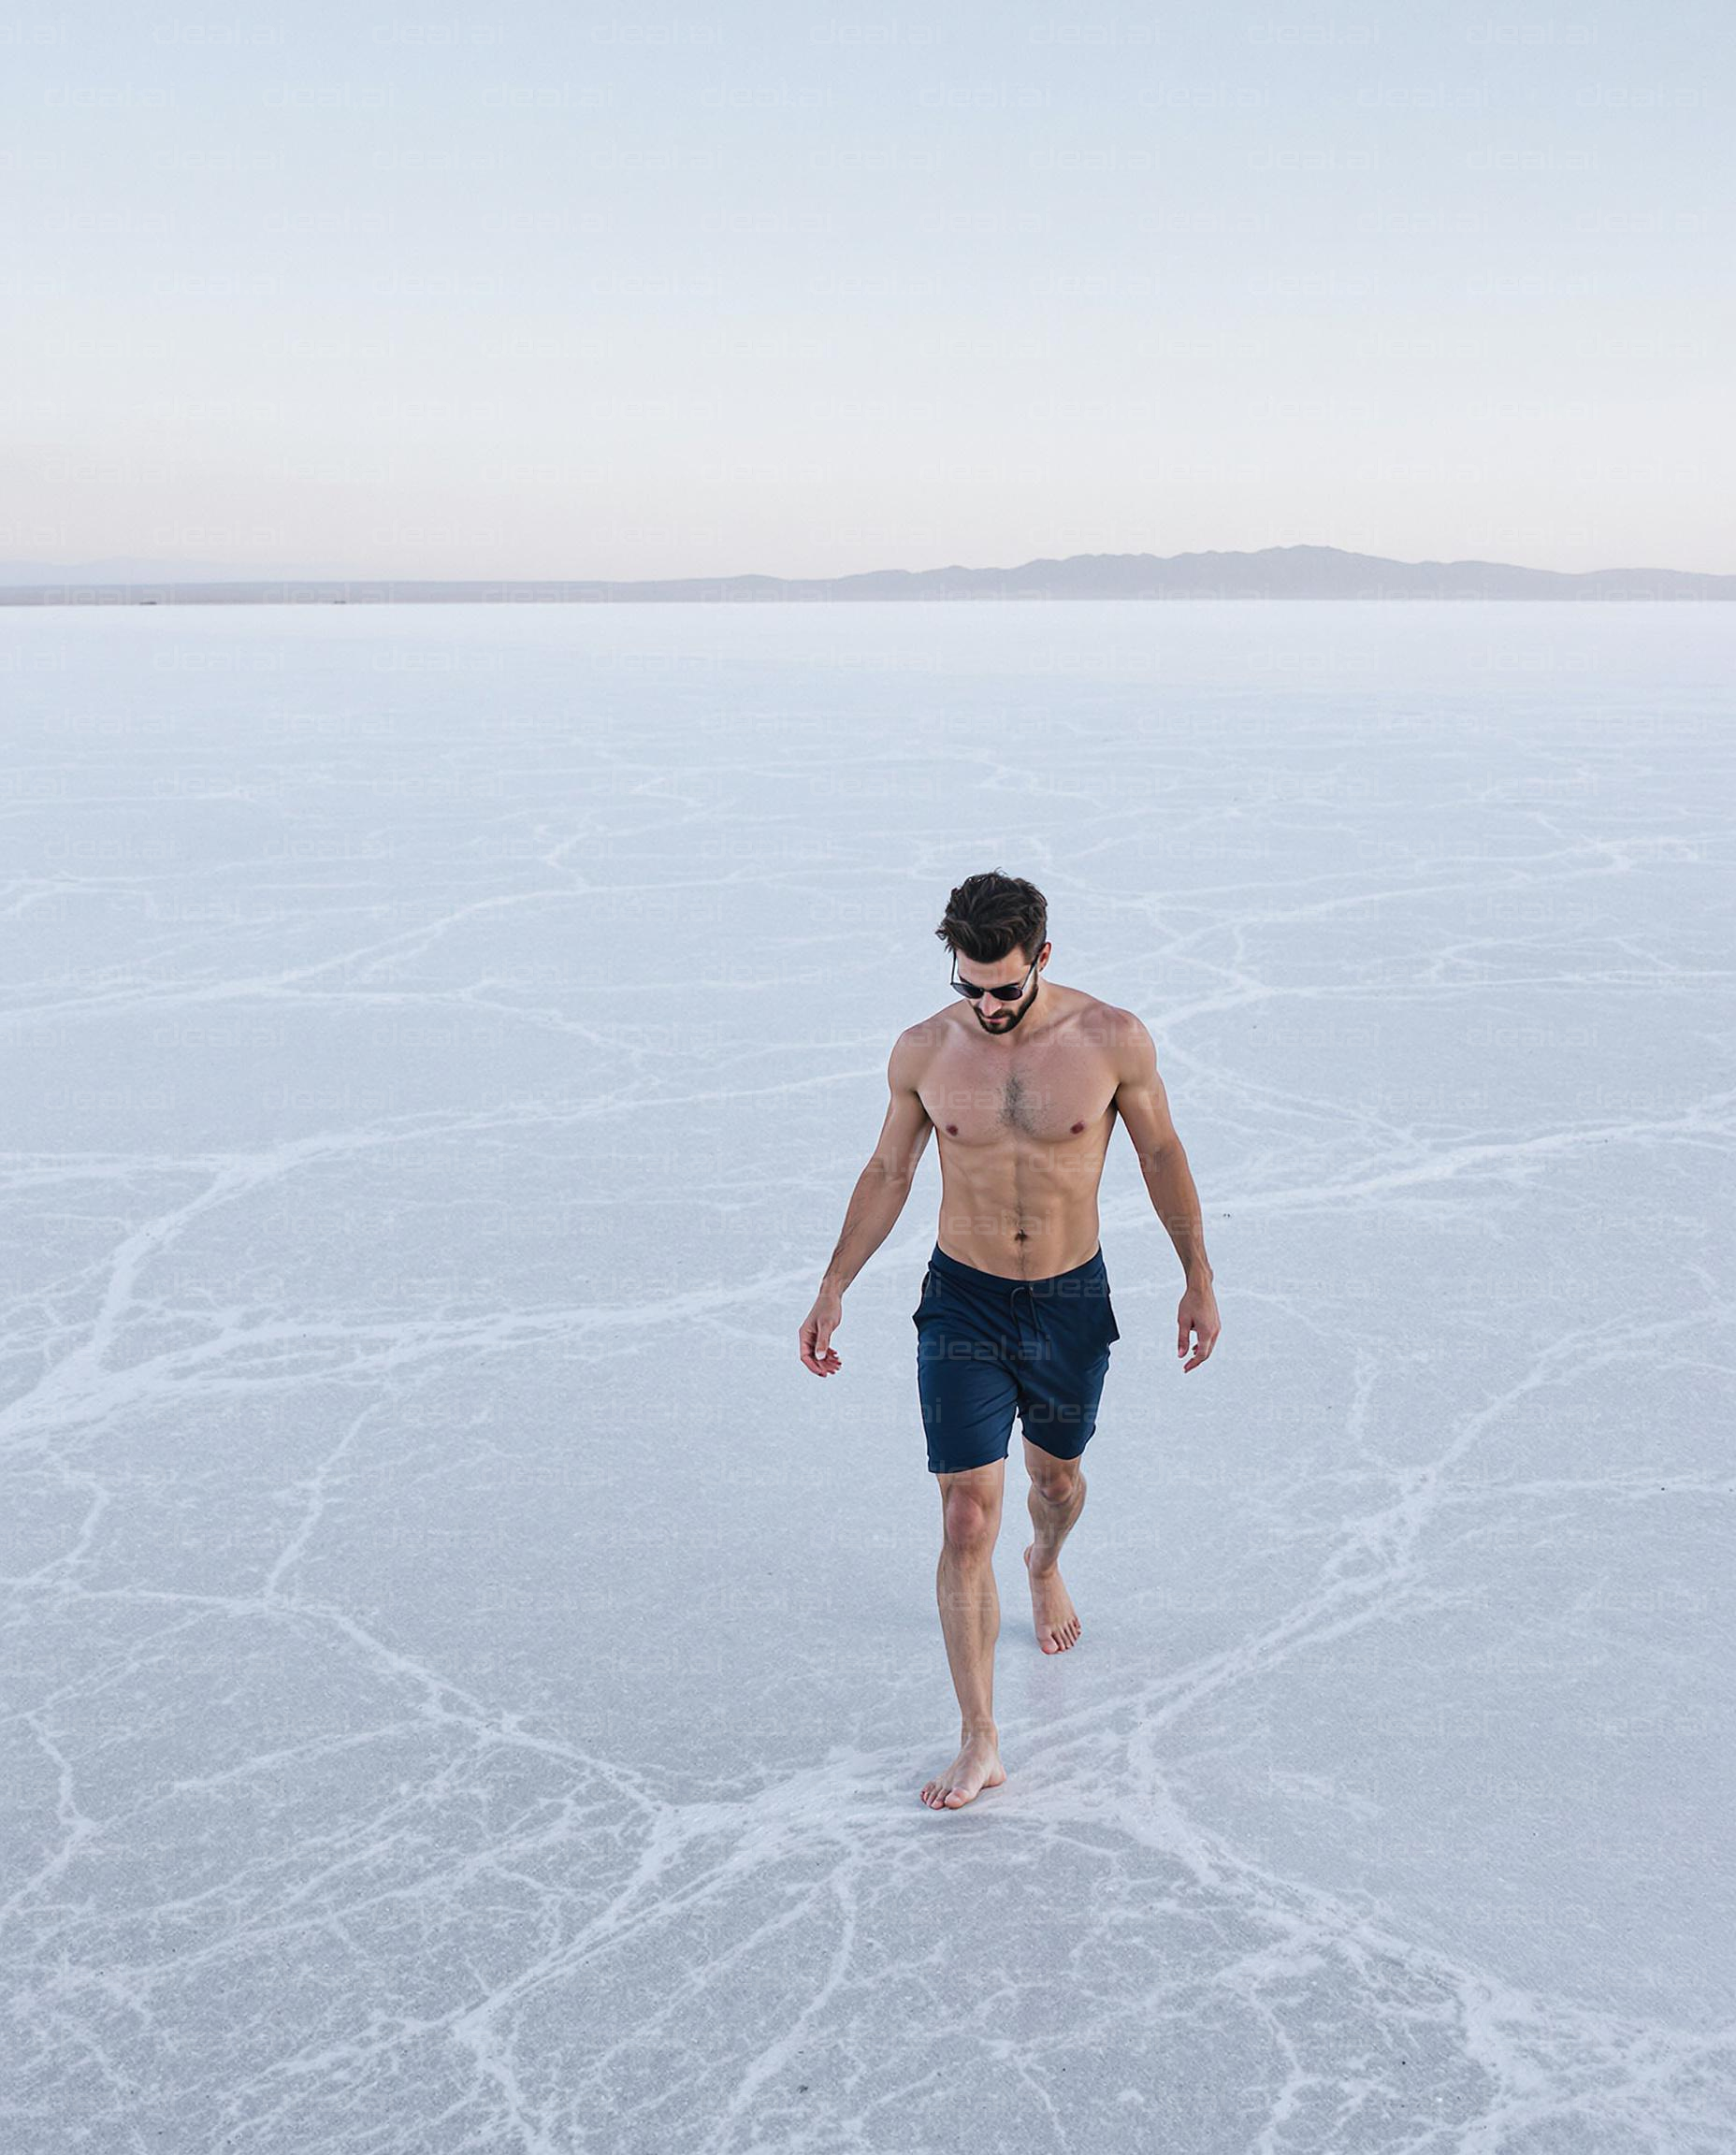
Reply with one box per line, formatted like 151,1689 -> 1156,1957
800,1292 -> 844,1376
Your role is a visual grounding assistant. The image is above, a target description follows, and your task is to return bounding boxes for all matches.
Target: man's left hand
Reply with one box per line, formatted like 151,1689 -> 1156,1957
1178,1280 -> 1221,1372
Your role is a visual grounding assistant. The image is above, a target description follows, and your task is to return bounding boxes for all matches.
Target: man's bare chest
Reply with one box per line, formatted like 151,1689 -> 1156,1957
919,1034 -> 1118,1150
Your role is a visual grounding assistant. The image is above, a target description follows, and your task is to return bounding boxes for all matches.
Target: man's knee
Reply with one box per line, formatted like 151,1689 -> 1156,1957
1028,1455 -> 1083,1505
941,1487 -> 1000,1555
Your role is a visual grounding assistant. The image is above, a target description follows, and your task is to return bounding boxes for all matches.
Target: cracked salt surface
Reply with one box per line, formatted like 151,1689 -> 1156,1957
1,599 -> 1731,2152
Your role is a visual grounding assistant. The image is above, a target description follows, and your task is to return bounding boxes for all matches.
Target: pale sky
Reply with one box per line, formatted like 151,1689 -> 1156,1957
5,0 -> 1729,579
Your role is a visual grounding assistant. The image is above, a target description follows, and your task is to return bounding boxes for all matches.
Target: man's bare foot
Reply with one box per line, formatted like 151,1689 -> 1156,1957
1023,1543 -> 1081,1653
919,1734 -> 1006,1810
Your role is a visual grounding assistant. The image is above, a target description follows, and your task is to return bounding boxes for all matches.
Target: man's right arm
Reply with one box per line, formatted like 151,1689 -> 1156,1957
820,1029 -> 933,1296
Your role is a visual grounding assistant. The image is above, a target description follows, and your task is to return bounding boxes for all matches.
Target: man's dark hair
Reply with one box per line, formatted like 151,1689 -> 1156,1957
933,870 -> 1049,967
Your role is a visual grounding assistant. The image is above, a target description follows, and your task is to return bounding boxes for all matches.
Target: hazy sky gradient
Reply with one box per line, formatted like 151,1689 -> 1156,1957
7,0 -> 1729,578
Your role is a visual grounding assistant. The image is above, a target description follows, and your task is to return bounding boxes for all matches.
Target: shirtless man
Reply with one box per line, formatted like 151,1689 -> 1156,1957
799,872 -> 1221,1811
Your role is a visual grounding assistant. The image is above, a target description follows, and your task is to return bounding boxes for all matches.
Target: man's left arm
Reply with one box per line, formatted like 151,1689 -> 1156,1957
1109,1012 -> 1221,1372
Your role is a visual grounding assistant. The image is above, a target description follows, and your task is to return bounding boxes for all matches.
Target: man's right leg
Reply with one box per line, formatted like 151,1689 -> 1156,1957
920,1457 -> 1010,1811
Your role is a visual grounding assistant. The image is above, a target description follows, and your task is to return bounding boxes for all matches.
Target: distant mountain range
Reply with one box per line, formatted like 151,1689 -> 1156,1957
2,545 -> 1732,603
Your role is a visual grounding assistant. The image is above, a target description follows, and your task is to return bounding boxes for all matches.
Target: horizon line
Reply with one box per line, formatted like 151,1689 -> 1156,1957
4,540 -> 1736,586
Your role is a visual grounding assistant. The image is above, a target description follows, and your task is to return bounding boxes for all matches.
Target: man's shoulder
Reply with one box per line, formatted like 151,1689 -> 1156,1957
890,1010 -> 959,1078
1069,993 -> 1148,1066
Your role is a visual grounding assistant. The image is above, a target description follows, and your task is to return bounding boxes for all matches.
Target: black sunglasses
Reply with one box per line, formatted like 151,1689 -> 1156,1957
950,950 -> 1040,1003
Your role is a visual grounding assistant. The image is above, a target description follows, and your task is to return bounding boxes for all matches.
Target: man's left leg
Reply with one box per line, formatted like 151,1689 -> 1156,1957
1022,1437 -> 1084,1654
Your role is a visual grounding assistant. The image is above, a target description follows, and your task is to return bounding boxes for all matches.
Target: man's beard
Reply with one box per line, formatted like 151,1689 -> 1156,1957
976,978 -> 1038,1034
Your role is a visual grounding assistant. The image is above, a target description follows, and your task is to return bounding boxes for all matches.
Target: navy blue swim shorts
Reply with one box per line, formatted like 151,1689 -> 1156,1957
913,1242 -> 1121,1476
